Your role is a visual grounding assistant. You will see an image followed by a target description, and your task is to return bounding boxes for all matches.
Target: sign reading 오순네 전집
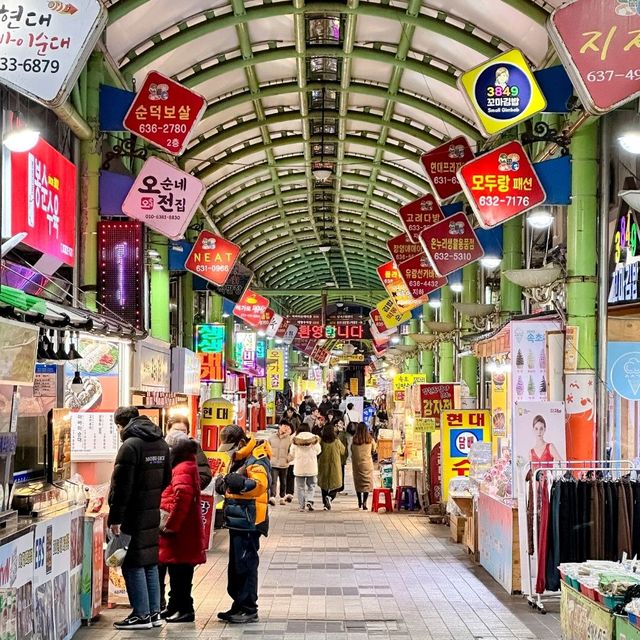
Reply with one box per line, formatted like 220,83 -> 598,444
233,289 -> 270,328
549,0 -> 640,115
458,141 -> 546,229
441,410 -> 490,501
185,230 -> 241,287
420,136 -> 475,203
392,374 -> 427,402
397,253 -> 448,300
386,232 -> 424,266
0,0 -> 107,107
123,71 -> 207,156
266,349 -> 284,391
419,212 -> 484,277
458,49 -> 547,137
398,194 -> 445,243
375,297 -> 412,331
121,157 -> 205,240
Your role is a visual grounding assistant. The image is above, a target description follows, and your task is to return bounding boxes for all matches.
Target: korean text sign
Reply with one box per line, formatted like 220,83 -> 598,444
233,289 -> 270,327
386,232 -> 424,266
266,349 -> 284,391
419,384 -> 456,421
124,71 -> 206,156
397,254 -> 448,299
0,0 -> 107,107
458,49 -> 547,136
392,373 -> 426,402
441,410 -> 490,500
420,136 -> 475,202
185,230 -> 241,287
419,212 -> 484,277
398,194 -> 444,243
9,137 -> 76,266
195,323 -> 225,383
549,0 -> 640,115
376,260 -> 418,308
122,157 -> 205,240
458,141 -> 546,229
375,297 -> 412,330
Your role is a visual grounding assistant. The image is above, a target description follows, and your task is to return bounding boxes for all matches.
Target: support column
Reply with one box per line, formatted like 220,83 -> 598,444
209,294 -> 225,397
461,265 -> 478,404
500,218 -> 523,317
439,287 -> 454,383
421,303 -> 434,382
404,319 -> 419,375
182,273 -> 194,350
149,233 -> 170,341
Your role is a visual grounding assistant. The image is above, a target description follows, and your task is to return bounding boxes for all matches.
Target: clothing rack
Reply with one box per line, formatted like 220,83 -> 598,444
527,459 -> 635,613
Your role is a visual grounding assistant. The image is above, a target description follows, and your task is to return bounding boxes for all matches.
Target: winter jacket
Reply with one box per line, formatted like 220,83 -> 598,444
352,440 -> 377,493
108,416 -> 171,567
318,439 -> 345,491
159,441 -> 206,566
289,432 -> 321,477
337,430 -> 350,465
195,441 -> 213,490
269,432 -> 292,469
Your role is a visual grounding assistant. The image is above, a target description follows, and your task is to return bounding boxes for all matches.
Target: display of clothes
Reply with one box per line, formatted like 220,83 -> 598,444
527,474 -> 640,595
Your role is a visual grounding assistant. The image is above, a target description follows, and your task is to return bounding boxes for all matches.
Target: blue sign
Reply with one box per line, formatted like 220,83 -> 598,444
607,341 -> 640,400
449,428 -> 484,457
474,63 -> 532,121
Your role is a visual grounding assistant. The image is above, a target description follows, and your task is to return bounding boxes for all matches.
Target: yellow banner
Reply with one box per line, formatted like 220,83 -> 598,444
392,373 -> 427,402
415,418 -> 436,433
376,297 -> 412,330
266,348 -> 284,391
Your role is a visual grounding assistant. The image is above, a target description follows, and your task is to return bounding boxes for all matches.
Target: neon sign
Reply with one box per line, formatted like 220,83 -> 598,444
609,204 -> 640,305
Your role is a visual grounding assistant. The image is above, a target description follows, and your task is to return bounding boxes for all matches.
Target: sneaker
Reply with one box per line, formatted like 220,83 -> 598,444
285,494 -> 293,503
306,502 -> 314,511
323,495 -> 332,511
279,498 -> 286,505
113,614 -> 152,630
268,497 -> 276,506
227,611 -> 259,624
150,612 -> 164,627
298,506 -> 306,512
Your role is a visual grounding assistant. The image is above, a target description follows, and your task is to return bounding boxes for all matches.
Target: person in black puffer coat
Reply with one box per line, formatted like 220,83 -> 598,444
108,406 -> 172,631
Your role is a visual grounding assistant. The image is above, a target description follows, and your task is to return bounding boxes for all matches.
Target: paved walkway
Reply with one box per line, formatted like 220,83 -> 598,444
76,491 -> 560,640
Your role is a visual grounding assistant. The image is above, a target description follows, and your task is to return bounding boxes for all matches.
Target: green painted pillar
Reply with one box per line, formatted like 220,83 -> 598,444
500,217 -> 523,316
404,319 -> 419,374
79,53 -> 103,311
149,233 -> 170,341
461,265 -> 478,400
567,122 -> 598,370
439,287 -> 454,383
208,294 -> 225,396
182,273 -> 194,350
421,303 -> 434,382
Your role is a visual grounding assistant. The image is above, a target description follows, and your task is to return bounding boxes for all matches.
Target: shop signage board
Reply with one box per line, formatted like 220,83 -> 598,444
256,308 -> 276,332
458,141 -> 546,229
201,398 -> 233,451
233,289 -> 269,328
609,195 -> 640,305
490,370 -> 509,439
123,71 -> 206,155
369,308 -> 396,338
297,322 -> 368,341
441,410 -> 490,500
0,0 -> 107,107
419,384 -> 456,421
398,194 -> 445,243
194,323 -> 225,384
231,331 -> 257,375
185,230 -> 241,287
549,0 -> 640,115
396,253 -> 448,300
375,297 -> 412,330
282,323 -> 298,344
376,260 -> 418,308
33,363 -> 57,397
420,136 -> 475,202
71,412 -> 119,461
266,349 -> 284,391
560,583 -> 614,640
419,212 -> 484,277
8,138 -> 77,266
170,347 -> 201,395
121,157 -> 205,240
458,49 -> 547,136
265,312 -> 284,338
133,338 -> 171,391
393,373 -> 427,402
209,262 -> 253,304
607,341 -> 640,401
386,232 -> 424,266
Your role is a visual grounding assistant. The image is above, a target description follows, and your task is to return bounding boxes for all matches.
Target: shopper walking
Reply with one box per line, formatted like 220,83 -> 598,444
288,424 -> 321,511
269,420 -> 293,505
158,433 -> 206,623
351,422 -> 376,510
108,407 -> 171,630
165,415 -> 212,490
317,424 -> 345,510
215,425 -> 271,624
335,419 -> 350,493
284,406 -> 301,433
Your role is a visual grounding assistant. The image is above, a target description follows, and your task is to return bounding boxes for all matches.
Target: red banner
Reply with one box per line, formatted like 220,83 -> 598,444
458,141 -> 546,229
376,260 -> 419,308
420,136 -> 475,202
256,308 -> 276,331
386,232 -> 424,266
396,254 -> 448,299
185,230 -> 241,287
233,289 -> 270,327
369,308 -> 395,338
398,194 -> 445,243
420,384 -> 455,420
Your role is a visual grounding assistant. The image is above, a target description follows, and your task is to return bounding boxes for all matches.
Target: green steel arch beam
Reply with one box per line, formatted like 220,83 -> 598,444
264,260 -> 384,289
291,295 -> 385,314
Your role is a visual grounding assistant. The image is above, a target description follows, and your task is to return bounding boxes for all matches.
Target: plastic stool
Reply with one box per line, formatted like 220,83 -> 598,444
371,488 -> 393,513
395,486 -> 420,511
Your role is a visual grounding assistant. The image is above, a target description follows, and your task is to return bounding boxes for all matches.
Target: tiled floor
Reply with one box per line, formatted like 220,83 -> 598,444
76,493 -> 560,640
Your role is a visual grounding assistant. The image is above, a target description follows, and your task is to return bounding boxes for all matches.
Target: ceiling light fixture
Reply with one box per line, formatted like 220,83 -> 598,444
3,122 -> 40,153
450,283 -> 464,293
71,370 -> 84,394
480,256 -> 502,270
527,209 -> 554,230
318,244 -> 331,253
313,166 -> 332,181
428,299 -> 441,309
619,132 -> 640,155
147,249 -> 160,257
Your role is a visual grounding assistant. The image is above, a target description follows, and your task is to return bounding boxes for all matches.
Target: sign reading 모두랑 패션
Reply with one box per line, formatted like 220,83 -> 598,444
420,136 -> 475,203
185,230 -> 241,287
123,71 -> 207,156
458,49 -> 547,137
122,157 -> 205,240
0,0 -> 107,107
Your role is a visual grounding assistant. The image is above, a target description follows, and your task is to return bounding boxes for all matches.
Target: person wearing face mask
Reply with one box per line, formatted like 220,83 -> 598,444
165,415 -> 212,490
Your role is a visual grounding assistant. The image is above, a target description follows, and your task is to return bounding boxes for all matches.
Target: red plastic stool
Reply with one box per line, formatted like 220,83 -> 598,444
372,488 -> 393,513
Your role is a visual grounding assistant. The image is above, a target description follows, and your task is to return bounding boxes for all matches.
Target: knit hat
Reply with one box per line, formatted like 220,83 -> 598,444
165,428 -> 189,449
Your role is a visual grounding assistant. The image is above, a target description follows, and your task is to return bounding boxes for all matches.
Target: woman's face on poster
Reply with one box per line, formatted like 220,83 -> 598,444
533,418 -> 546,438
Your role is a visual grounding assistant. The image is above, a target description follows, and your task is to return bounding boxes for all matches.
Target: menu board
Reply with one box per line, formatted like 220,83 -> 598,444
70,413 -> 119,461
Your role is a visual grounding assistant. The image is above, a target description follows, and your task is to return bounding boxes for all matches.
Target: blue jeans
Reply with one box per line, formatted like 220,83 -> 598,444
122,565 -> 161,618
295,475 -> 316,508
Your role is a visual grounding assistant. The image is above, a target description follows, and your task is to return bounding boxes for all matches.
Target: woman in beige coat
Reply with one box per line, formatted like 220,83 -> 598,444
351,422 -> 376,510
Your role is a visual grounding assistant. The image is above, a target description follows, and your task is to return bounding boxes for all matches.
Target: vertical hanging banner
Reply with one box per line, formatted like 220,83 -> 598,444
549,0 -> 640,115
0,0 -> 107,107
121,157 -> 205,240
194,323 -> 225,383
265,312 -> 284,338
185,230 -> 241,287
233,289 -> 270,327
458,141 -> 546,229
266,349 -> 284,391
420,136 -> 475,202
458,49 -> 547,137
375,297 -> 412,330
386,232 -> 424,266
396,254 -> 448,299
398,194 -> 445,243
255,308 -> 276,332
123,71 -> 207,155
419,212 -> 484,277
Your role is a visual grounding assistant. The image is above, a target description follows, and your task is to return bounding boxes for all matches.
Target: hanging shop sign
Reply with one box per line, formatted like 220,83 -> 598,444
420,136 -> 475,202
194,323 -> 225,384
607,341 -> 640,401
608,196 -> 640,305
458,49 -> 547,136
265,312 -> 284,338
369,308 -> 396,338
490,370 -> 509,439
296,323 -> 368,341
231,331 -> 257,374
386,232 -> 424,266
121,157 -> 205,240
419,384 -> 456,421
170,347 -> 201,395
311,344 -> 331,365
419,212 -> 484,277
282,323 -> 298,344
207,261 -> 253,303
0,0 -> 107,107
376,260 -> 419,308
256,308 -> 276,332
396,254 -> 448,300
123,70 -> 206,156
233,289 -> 270,328
549,0 -> 640,115
201,398 -> 233,451
266,349 -> 284,391
458,141 -> 546,229
7,137 -> 77,266
398,194 -> 445,243
441,410 -> 490,500
392,373 -> 427,402
375,297 -> 412,331
133,338 -> 171,391
185,230 -> 241,287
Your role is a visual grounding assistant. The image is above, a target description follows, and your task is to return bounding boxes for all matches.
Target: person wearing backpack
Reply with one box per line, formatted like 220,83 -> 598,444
214,425 -> 272,624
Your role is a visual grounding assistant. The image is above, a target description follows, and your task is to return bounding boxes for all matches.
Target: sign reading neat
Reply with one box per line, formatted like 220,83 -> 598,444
185,230 -> 241,287
421,136 -> 475,203
123,71 -> 206,156
458,141 -> 546,229
398,194 -> 445,243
